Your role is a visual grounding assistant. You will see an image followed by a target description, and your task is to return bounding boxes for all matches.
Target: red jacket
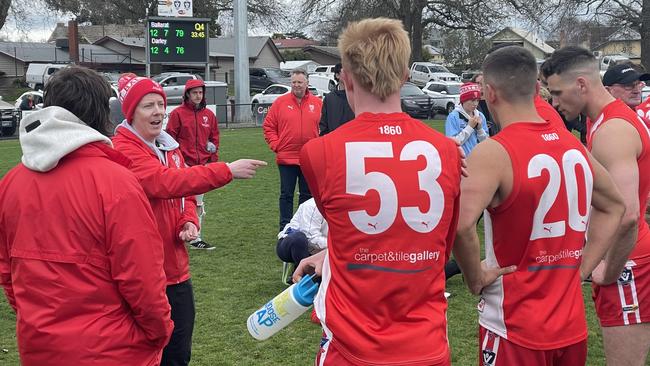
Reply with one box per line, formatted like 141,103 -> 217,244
166,80 -> 220,166
112,126 -> 233,285
263,91 -> 322,165
0,143 -> 173,366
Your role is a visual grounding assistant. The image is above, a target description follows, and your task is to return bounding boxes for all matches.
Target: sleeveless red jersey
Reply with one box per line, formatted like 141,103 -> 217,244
637,97 -> 650,129
482,121 -> 592,350
300,112 -> 461,365
587,99 -> 650,262
535,95 -> 566,130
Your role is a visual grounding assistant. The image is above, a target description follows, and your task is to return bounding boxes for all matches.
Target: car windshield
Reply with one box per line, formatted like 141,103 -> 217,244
401,84 -> 425,96
151,75 -> 166,83
428,65 -> 449,73
447,85 -> 461,95
265,69 -> 290,78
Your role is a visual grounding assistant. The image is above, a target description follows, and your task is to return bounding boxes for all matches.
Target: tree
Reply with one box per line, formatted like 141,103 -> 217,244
302,0 -> 532,62
41,0 -> 285,35
441,29 -> 490,69
281,49 -> 311,61
0,0 -> 9,32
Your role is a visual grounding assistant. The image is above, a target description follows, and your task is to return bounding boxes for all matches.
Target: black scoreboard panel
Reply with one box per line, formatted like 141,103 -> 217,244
147,17 -> 209,64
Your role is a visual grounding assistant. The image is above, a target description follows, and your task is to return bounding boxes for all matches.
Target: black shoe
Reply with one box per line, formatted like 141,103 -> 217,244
189,240 -> 216,250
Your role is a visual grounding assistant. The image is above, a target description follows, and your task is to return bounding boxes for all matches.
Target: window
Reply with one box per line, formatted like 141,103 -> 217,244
177,76 -> 192,85
163,77 -> 177,86
401,84 -> 425,96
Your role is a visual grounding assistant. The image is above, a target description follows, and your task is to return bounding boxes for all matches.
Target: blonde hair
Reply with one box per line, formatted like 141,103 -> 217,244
338,18 -> 411,101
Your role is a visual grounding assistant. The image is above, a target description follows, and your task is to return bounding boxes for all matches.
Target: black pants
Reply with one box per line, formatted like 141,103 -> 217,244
276,231 -> 311,265
278,164 -> 311,231
161,279 -> 195,366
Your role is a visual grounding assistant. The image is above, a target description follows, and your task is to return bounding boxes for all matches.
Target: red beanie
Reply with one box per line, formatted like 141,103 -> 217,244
460,82 -> 481,104
118,74 -> 167,123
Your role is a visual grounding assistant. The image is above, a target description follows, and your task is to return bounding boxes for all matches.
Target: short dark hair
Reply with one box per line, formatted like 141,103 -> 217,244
44,66 -> 112,136
541,46 -> 596,79
482,45 -> 537,103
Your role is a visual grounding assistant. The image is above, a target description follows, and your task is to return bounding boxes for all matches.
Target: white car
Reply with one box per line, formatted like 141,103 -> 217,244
15,90 -> 44,110
410,62 -> 460,86
422,81 -> 461,115
251,84 -> 325,113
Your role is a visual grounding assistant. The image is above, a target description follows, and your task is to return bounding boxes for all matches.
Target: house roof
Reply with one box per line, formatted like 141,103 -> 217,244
492,27 -> 555,54
0,42 -> 69,63
209,36 -> 283,60
280,60 -> 320,70
303,46 -> 340,58
94,35 -> 283,61
78,44 -> 143,64
48,23 -> 145,43
273,38 -> 319,49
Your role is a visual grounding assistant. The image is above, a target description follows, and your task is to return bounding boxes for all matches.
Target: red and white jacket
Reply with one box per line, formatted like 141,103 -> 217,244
112,123 -> 233,285
166,79 -> 220,166
0,107 -> 173,365
263,91 -> 322,165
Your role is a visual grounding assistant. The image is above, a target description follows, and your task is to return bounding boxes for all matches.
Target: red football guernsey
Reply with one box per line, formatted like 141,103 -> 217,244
637,97 -> 650,128
534,95 -> 566,130
481,121 -> 593,350
587,99 -> 650,262
300,112 -> 461,365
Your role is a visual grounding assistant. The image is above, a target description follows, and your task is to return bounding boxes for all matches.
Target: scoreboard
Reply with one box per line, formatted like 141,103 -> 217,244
147,17 -> 209,64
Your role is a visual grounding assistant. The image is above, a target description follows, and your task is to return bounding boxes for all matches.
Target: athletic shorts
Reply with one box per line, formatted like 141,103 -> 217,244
314,335 -> 451,366
479,326 -> 587,366
592,259 -> 650,327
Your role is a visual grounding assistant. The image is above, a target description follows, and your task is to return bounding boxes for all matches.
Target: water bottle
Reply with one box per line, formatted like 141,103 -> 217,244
247,274 -> 319,340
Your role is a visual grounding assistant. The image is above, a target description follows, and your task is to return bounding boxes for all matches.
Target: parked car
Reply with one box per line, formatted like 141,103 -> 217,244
250,67 -> 291,92
460,70 -> 481,83
151,72 -> 202,104
26,63 -> 67,90
400,82 -> 435,119
409,62 -> 460,86
422,81 -> 461,115
312,65 -> 336,77
0,98 -> 19,136
15,90 -> 44,110
309,73 -> 337,92
250,84 -> 326,113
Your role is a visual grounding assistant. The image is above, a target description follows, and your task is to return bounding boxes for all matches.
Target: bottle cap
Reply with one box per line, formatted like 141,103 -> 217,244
292,274 -> 319,306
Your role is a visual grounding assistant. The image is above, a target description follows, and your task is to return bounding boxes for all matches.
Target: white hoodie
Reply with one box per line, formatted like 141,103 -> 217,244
20,106 -> 111,172
278,198 -> 328,253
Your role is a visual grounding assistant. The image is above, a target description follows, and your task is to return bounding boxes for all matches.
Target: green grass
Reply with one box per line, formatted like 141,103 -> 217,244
0,122 -> 608,365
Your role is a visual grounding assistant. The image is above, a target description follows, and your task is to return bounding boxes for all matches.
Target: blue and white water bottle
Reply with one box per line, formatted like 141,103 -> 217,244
247,274 -> 319,340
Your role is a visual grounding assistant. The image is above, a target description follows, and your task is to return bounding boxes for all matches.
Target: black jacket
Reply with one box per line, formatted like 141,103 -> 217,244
319,90 -> 355,136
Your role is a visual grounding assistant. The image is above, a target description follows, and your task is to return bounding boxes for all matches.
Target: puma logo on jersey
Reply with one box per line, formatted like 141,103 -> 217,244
288,105 -> 294,110
421,221 -> 430,228
368,222 -> 378,230
543,227 -> 552,233
541,133 -> 559,141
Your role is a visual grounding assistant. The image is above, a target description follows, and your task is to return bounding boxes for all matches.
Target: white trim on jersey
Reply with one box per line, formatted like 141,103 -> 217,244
316,251 -> 333,366
479,211 -> 509,339
589,114 -> 604,142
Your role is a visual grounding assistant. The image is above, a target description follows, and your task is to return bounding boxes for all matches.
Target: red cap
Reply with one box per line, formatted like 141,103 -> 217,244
118,74 -> 167,123
460,82 -> 481,104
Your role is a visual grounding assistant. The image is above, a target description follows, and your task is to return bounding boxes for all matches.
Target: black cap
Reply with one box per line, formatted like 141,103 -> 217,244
603,64 -> 650,86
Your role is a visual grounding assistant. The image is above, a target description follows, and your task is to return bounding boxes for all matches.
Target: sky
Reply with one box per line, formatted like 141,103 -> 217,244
0,0 -> 72,42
